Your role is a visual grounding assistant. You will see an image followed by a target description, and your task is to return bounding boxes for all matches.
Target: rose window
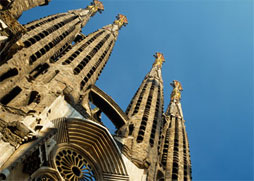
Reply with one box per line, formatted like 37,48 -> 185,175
55,149 -> 96,181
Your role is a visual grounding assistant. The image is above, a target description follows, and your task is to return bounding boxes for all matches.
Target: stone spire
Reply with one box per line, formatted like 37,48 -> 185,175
0,14 -> 127,122
52,14 -> 128,106
117,53 -> 165,180
58,14 -> 127,90
125,52 -> 164,117
158,81 -> 192,180
167,80 -> 184,118
0,0 -> 103,101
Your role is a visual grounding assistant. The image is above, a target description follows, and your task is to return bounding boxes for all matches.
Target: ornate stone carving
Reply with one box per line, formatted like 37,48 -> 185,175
54,148 -> 96,180
170,80 -> 183,102
153,52 -> 165,68
30,167 -> 62,181
0,119 -> 35,148
87,0 -> 104,16
114,14 -> 128,29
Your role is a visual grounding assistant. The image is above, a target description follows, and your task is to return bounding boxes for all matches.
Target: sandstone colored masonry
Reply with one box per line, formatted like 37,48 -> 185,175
0,1 -> 192,180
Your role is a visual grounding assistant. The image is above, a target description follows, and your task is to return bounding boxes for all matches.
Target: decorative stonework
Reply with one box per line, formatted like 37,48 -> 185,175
87,0 -> 104,16
170,80 -> 183,102
55,147 -> 96,180
0,119 -> 35,148
0,0 -> 193,180
153,52 -> 165,68
30,167 -> 62,181
113,14 -> 128,29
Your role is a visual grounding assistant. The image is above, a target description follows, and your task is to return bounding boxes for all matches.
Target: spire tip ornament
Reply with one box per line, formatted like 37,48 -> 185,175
114,14 -> 128,29
153,52 -> 165,68
170,80 -> 183,102
87,0 -> 104,16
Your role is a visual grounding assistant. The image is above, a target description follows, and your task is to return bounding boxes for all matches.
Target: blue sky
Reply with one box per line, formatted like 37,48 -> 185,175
19,0 -> 253,180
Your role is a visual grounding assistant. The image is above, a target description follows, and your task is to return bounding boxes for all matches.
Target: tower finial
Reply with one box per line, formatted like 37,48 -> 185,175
170,80 -> 183,102
87,0 -> 104,16
113,14 -> 128,29
153,52 -> 165,68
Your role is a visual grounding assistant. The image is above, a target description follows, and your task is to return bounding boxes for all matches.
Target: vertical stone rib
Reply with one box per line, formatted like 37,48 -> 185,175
164,116 -> 175,180
131,82 -> 148,117
137,79 -> 156,142
61,30 -> 105,65
24,14 -> 66,32
73,33 -> 111,75
52,118 -> 69,144
182,122 -> 192,180
172,117 -> 179,180
125,78 -> 147,116
149,84 -> 161,147
79,38 -> 114,90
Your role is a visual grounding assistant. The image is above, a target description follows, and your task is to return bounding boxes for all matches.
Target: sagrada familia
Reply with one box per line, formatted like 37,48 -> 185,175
0,0 -> 192,180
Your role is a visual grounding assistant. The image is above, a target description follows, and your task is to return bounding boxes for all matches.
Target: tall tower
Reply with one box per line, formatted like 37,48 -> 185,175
117,53 -> 165,180
0,4 -> 130,179
0,13 -> 128,128
159,80 -> 192,180
0,0 -> 104,97
0,1 -> 194,180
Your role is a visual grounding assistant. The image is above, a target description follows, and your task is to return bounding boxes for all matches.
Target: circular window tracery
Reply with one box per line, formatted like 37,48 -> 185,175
55,148 -> 96,181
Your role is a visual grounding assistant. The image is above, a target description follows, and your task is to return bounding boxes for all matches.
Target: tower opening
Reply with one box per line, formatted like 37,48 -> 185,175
128,124 -> 134,136
28,91 -> 40,105
0,86 -> 22,105
29,63 -> 49,81
0,68 -> 18,82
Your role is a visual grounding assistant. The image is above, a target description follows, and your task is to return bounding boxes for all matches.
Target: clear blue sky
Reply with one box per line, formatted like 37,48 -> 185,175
19,0 -> 253,180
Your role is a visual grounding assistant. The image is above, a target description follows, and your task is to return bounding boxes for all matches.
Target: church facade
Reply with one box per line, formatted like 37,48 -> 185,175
0,0 -> 192,180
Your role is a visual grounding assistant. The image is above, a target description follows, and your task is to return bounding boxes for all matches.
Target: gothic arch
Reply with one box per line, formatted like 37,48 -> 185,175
51,117 -> 129,180
30,167 -> 62,181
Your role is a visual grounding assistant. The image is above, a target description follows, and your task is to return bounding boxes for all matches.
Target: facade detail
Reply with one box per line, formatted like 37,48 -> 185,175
0,1 -> 192,181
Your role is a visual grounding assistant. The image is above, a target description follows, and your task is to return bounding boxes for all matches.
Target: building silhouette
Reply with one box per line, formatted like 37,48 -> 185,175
0,0 -> 192,180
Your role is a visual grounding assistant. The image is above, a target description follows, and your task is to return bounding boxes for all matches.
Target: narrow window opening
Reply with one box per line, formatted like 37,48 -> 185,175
0,68 -> 18,82
28,91 -> 40,105
24,41 -> 31,47
34,35 -> 40,41
29,63 -> 49,81
128,124 -> 134,136
30,38 -> 36,44
0,86 -> 22,105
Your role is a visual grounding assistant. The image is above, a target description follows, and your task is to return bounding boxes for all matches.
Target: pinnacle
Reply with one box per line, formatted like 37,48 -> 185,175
86,0 -> 104,16
153,52 -> 165,68
113,14 -> 128,30
170,80 -> 183,103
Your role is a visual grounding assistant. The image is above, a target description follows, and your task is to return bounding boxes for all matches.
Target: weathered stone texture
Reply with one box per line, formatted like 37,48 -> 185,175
117,62 -> 164,180
0,1 -> 192,180
9,0 -> 51,19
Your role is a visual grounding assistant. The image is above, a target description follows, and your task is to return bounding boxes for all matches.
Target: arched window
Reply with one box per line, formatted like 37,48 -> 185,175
54,147 -> 96,180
